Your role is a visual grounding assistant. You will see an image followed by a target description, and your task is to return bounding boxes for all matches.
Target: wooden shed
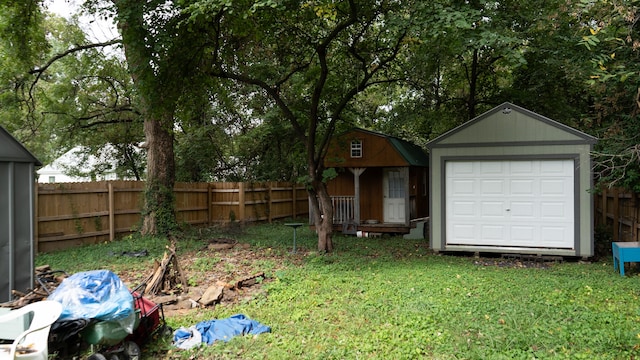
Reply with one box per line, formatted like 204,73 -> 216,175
322,128 -> 429,235
426,103 -> 597,257
0,126 -> 41,302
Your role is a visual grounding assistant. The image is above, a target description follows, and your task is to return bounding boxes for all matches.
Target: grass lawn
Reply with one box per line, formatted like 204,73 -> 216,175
36,223 -> 640,359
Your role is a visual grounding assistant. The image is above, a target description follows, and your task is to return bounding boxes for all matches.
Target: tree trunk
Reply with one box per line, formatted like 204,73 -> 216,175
141,114 -> 176,235
113,0 -> 177,236
309,178 -> 334,253
467,48 -> 479,120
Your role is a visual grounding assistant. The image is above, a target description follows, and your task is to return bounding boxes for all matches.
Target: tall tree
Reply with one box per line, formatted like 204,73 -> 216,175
498,0 -> 592,126
0,3 -> 139,173
39,14 -> 144,179
4,0 -> 197,235
367,0 -> 535,141
185,0 -> 417,251
110,0 -> 219,234
0,0 -> 50,155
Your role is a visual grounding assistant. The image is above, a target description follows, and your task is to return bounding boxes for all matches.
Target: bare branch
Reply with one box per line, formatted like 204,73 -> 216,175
592,144 -> 640,189
29,39 -> 121,77
26,39 -> 122,118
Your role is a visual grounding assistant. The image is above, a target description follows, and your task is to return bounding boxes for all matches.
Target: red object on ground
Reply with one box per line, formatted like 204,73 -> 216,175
125,290 -> 164,345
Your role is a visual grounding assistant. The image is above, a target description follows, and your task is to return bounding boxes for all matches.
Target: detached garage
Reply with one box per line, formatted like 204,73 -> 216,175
426,103 -> 597,257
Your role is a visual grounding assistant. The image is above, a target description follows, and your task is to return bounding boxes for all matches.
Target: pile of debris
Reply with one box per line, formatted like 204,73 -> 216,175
2,240 -> 267,314
0,265 -> 67,309
142,242 -> 189,295
155,271 -> 265,312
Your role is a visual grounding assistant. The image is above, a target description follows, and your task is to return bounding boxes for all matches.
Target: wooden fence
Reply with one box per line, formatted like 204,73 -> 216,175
36,181 -> 309,252
594,187 -> 640,243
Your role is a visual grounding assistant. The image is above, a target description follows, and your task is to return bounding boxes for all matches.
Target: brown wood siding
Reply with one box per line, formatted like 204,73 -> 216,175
326,168 -> 384,222
360,168 -> 383,222
409,167 -> 429,219
325,131 -> 409,168
326,171 -> 355,195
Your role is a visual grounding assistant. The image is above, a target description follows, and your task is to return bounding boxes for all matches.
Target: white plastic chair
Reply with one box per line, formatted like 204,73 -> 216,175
0,301 -> 62,360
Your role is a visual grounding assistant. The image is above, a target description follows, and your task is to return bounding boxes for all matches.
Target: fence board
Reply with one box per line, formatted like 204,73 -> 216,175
36,181 -> 308,252
594,187 -> 640,243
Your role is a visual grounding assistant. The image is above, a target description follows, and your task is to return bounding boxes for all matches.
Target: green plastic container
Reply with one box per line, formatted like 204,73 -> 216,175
81,309 -> 140,346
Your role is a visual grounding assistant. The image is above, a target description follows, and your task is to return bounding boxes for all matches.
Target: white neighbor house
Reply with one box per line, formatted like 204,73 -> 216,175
37,145 -> 135,183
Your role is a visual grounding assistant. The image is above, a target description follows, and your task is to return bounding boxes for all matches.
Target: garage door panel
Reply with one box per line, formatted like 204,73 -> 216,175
541,179 -> 568,196
480,161 -> 504,174
481,225 -> 506,242
452,179 -> 475,194
510,161 -> 534,174
452,162 -> 474,174
451,201 -> 475,216
541,227 -> 570,245
451,224 -> 477,241
540,160 -> 571,175
509,201 -> 535,218
481,180 -> 504,194
446,160 -> 574,249
480,201 -> 506,217
541,202 -> 569,219
510,225 -> 535,242
510,179 -> 534,195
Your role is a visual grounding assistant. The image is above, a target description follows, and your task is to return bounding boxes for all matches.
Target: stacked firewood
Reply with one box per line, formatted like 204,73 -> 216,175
0,265 -> 67,309
141,241 -> 188,296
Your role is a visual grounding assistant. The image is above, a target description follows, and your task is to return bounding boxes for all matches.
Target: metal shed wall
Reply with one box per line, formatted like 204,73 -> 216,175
0,127 -> 40,303
427,103 -> 597,257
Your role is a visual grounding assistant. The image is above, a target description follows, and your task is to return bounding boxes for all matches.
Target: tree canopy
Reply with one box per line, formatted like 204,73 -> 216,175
2,0 -> 639,249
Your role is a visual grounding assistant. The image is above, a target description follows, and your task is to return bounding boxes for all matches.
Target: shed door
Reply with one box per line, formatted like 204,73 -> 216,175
445,160 -> 574,249
383,168 -> 406,223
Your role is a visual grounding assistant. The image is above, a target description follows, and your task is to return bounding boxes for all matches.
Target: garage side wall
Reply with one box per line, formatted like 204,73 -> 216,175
429,143 -> 594,257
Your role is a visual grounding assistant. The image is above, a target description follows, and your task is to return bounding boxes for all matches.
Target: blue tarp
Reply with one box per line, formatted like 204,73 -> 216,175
48,269 -> 135,325
173,314 -> 271,348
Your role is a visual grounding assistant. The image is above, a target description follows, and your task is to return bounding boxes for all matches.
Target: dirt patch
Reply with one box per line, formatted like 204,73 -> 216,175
473,258 -> 553,269
117,238 -> 302,318
472,254 -> 562,269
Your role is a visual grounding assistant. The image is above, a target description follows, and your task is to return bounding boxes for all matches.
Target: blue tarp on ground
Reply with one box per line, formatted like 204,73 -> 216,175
173,314 -> 271,348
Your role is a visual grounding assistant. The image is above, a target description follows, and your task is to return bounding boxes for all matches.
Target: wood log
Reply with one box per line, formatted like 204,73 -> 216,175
144,241 -> 188,295
235,272 -> 265,289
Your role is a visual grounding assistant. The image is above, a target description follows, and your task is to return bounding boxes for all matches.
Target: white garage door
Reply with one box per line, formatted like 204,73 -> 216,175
446,159 -> 574,249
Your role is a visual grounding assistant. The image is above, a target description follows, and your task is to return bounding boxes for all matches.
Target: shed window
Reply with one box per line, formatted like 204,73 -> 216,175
48,176 -> 55,183
351,139 -> 362,158
388,170 -> 405,198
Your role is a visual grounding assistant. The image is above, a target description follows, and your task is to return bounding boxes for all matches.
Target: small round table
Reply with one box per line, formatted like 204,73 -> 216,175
284,223 -> 303,253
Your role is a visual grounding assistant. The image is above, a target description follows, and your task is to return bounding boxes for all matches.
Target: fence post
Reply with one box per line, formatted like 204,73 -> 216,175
292,183 -> 297,219
633,192 -> 638,242
238,182 -> 245,221
268,182 -> 273,223
109,182 -> 115,241
207,183 -> 212,226
613,188 -> 620,241
601,188 -> 607,224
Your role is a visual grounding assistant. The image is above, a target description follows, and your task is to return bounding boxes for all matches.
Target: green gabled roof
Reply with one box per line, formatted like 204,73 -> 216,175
387,136 -> 429,167
349,128 -> 429,167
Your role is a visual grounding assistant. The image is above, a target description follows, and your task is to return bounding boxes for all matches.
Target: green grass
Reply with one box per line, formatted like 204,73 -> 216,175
37,222 -> 640,359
